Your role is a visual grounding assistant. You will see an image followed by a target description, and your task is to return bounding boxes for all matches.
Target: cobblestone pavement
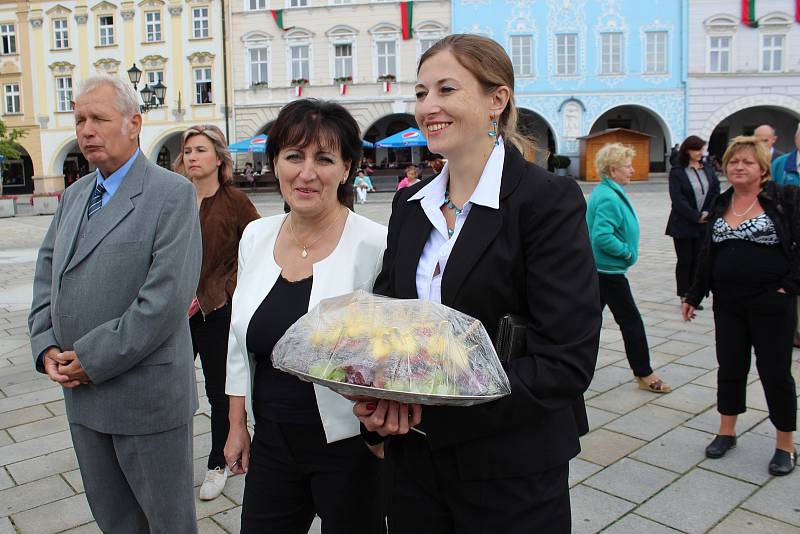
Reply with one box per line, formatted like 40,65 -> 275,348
0,184 -> 798,533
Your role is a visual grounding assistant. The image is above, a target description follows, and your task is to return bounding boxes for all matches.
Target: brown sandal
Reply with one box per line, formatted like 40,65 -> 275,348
635,376 -> 672,394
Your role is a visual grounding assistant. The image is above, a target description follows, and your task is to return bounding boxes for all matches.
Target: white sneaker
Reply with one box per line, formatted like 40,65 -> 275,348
199,467 -> 228,501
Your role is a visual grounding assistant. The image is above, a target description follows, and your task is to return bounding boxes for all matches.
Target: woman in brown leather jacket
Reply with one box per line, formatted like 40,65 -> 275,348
173,124 -> 260,499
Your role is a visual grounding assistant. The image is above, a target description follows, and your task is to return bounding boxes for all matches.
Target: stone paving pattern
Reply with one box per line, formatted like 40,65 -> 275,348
0,184 -> 798,533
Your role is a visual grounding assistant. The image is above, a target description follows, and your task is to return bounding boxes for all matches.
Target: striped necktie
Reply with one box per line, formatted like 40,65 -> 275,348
87,182 -> 107,219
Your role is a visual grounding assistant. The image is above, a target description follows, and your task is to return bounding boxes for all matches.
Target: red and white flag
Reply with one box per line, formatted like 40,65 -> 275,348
382,81 -> 391,93
339,83 -> 347,95
295,85 -> 303,97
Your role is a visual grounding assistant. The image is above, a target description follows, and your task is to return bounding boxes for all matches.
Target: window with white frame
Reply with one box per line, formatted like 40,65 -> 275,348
419,37 -> 438,55
761,34 -> 783,72
147,70 -> 164,85
510,35 -> 533,77
98,15 -> 114,46
4,83 -> 19,114
332,0 -> 353,4
249,48 -> 269,84
0,24 -> 16,54
376,40 -> 396,76
53,19 -> 69,49
290,44 -> 310,80
194,67 -> 212,103
644,31 -> 668,74
192,7 -> 209,39
288,0 -> 308,7
145,11 -> 162,42
708,35 -> 731,73
248,0 -> 266,9
334,43 -> 353,79
555,33 -> 577,75
56,76 -> 73,112
600,32 -> 622,74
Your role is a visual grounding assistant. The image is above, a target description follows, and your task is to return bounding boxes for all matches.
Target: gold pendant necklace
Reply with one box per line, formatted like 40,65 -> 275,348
287,208 -> 344,258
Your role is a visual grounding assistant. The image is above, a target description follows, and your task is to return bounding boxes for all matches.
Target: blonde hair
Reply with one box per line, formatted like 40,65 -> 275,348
172,124 -> 233,185
722,136 -> 771,185
595,143 -> 636,179
418,34 -> 531,154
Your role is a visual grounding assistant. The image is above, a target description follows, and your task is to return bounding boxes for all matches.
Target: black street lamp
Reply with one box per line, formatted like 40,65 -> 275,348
126,63 -> 165,113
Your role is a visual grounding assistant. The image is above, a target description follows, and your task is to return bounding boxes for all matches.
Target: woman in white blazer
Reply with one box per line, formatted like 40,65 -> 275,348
224,100 -> 387,534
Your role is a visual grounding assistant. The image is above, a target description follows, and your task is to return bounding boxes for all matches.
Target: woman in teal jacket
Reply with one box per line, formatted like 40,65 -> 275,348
586,143 -> 670,393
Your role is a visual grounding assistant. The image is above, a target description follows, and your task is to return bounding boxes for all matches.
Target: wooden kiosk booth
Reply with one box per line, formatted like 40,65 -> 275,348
578,128 -> 651,182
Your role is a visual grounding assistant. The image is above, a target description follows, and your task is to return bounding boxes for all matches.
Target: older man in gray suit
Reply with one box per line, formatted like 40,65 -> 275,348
28,75 -> 201,533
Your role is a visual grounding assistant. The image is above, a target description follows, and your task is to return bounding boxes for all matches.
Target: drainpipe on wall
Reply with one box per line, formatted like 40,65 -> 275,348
681,0 -> 689,141
221,0 -> 231,142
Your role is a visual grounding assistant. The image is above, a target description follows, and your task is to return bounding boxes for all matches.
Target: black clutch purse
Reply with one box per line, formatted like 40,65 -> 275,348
495,313 -> 528,363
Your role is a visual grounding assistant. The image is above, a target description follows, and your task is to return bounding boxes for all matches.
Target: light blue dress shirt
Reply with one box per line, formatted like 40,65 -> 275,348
94,149 -> 140,206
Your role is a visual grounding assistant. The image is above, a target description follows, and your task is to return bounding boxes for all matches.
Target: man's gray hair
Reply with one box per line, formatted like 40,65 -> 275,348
74,75 -> 140,118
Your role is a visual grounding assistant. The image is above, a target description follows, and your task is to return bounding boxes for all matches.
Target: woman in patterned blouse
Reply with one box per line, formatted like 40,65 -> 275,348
683,136 -> 798,476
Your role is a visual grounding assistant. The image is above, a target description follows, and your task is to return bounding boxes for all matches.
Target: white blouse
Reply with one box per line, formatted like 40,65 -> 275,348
408,139 -> 505,303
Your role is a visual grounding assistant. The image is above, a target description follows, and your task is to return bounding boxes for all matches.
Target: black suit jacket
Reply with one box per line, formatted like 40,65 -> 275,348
374,146 -> 601,479
665,163 -> 721,239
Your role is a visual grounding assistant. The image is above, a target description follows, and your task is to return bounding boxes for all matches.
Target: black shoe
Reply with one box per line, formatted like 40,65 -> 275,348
705,435 -> 737,458
768,448 -> 797,476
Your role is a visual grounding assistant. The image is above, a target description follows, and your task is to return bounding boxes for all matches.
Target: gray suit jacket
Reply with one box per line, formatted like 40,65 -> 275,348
28,153 -> 202,435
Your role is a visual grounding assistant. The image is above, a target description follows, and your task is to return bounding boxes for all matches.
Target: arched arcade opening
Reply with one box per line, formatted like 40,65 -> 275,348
706,106 -> 800,163
518,108 -> 557,170
590,105 -> 671,173
1,144 -> 34,194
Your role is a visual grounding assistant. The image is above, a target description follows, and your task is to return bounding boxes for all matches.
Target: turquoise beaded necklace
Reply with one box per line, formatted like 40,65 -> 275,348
442,190 -> 463,237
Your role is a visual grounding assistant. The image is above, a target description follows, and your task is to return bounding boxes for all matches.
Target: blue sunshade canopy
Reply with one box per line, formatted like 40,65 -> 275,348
375,128 -> 427,148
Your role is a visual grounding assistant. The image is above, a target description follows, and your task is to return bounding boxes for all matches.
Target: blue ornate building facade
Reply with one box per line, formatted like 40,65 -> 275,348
453,0 -> 688,176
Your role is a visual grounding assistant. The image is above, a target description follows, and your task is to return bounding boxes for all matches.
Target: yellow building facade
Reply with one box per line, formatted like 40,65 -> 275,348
6,0 -> 228,193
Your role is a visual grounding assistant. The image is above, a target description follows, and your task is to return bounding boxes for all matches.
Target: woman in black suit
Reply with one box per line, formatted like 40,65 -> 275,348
353,34 -> 601,533
666,135 -> 720,303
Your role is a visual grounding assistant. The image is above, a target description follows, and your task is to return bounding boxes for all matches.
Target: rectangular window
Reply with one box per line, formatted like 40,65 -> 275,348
290,44 -> 310,80
145,11 -> 162,42
249,48 -> 269,84
709,35 -> 731,73
0,24 -> 16,54
194,67 -> 212,104
332,0 -> 352,4
53,19 -> 69,49
762,34 -> 783,72
419,38 -> 438,55
510,35 -> 533,77
556,33 -> 577,75
98,15 -> 114,46
4,83 -> 19,114
192,7 -> 209,39
56,76 -> 73,112
376,40 -> 396,76
645,31 -> 668,74
334,43 -> 353,79
601,32 -> 622,74
147,70 -> 164,85
289,0 -> 308,7
249,0 -> 266,9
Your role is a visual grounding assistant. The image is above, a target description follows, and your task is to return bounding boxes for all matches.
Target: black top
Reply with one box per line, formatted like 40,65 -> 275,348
246,274 -> 319,424
686,182 -> 800,307
711,213 -> 787,298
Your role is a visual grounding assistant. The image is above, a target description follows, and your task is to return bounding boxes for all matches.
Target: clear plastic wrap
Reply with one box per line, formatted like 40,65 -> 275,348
272,291 -> 511,406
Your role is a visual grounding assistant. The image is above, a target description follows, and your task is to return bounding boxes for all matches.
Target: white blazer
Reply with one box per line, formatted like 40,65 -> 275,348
225,211 -> 388,443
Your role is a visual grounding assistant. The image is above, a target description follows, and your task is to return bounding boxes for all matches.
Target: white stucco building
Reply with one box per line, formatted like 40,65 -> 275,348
688,0 -> 800,159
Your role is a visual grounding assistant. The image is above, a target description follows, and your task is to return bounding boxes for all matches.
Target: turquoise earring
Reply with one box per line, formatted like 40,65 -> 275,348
488,117 -> 499,146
